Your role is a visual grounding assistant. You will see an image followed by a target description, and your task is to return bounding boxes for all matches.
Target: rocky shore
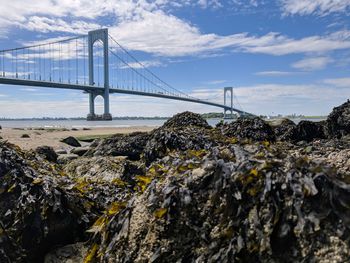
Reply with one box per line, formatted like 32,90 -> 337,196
1,101 -> 350,262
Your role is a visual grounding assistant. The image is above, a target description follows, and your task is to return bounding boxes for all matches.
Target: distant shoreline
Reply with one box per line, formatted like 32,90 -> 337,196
0,115 -> 328,121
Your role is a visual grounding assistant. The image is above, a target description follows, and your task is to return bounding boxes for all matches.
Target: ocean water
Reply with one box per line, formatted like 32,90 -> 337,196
0,118 -> 324,129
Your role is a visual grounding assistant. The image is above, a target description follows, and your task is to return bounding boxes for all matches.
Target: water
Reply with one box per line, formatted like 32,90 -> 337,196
0,118 -> 325,129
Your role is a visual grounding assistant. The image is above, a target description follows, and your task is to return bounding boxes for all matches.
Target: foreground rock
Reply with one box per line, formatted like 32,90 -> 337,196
327,100 -> 350,138
4,102 -> 350,263
87,143 -> 350,262
0,142 -> 96,262
292,120 -> 327,142
219,117 -> 275,141
271,118 -> 296,141
86,132 -> 150,160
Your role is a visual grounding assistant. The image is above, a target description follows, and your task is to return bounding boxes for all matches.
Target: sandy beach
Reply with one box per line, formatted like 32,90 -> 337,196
0,126 -> 156,150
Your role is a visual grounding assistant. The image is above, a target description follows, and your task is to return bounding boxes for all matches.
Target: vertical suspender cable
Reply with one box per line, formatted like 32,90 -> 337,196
76,38 -> 78,84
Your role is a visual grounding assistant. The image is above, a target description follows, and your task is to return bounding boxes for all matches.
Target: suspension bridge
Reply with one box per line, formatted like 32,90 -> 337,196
0,28 -> 250,120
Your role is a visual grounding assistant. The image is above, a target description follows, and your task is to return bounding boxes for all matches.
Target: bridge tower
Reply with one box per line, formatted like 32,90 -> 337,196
223,87 -> 233,119
87,28 -> 112,121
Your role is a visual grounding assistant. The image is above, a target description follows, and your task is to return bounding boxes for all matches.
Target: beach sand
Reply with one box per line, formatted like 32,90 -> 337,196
0,126 -> 156,151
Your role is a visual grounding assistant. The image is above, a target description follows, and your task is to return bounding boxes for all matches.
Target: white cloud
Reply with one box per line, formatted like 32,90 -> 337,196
292,56 -> 332,71
242,30 -> 350,56
198,0 -> 222,9
281,0 -> 350,16
0,0 -> 350,59
21,16 -> 101,34
121,60 -> 164,69
322,77 -> 350,87
255,71 -> 297,76
20,88 -> 38,92
205,80 -> 227,85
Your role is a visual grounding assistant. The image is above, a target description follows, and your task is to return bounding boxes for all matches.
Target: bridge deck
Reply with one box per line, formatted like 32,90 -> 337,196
0,77 -> 246,115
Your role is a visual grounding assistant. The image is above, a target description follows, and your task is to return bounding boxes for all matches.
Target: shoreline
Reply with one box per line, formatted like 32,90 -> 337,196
0,126 -> 156,150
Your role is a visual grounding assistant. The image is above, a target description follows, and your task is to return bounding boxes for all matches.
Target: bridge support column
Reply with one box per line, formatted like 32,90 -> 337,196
223,87 -> 233,119
87,28 -> 112,121
87,92 -> 96,120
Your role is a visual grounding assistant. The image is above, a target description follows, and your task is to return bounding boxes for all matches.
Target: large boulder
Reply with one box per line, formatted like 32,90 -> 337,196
60,136 -> 81,147
327,100 -> 350,138
86,132 -> 150,160
220,117 -> 276,141
0,142 -> 96,262
87,143 -> 350,262
162,111 -> 211,129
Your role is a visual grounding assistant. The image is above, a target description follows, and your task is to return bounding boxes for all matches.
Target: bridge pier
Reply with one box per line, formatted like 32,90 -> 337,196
87,91 -> 112,121
87,28 -> 112,121
223,87 -> 233,119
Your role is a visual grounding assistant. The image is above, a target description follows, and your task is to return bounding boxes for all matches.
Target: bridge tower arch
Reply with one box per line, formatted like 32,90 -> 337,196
87,28 -> 112,121
223,87 -> 233,119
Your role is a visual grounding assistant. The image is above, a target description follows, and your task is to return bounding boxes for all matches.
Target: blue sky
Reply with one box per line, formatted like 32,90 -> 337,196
0,0 -> 349,117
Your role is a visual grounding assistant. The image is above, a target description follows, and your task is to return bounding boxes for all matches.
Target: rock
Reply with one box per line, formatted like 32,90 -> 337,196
56,149 -> 68,155
60,136 -> 81,147
21,134 -> 30,138
162,111 -> 211,129
35,146 -> 58,162
327,100 -> 350,138
87,143 -> 350,263
219,117 -> 275,141
70,147 -> 90,156
86,132 -> 150,160
143,126 -> 216,165
64,156 -> 143,185
292,120 -> 327,142
0,141 -> 96,262
71,128 -> 78,131
57,154 -> 79,164
272,118 -> 296,141
83,128 -> 91,130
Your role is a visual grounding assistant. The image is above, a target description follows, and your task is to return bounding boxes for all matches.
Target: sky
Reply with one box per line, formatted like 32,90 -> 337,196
0,0 -> 349,118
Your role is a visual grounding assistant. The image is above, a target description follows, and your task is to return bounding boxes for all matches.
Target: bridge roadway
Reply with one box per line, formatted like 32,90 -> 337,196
0,77 -> 248,115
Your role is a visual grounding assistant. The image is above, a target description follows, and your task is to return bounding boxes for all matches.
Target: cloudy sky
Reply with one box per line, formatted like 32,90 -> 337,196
0,0 -> 349,117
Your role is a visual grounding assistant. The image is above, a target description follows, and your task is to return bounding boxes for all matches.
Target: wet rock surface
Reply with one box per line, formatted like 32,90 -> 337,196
3,102 -> 350,263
